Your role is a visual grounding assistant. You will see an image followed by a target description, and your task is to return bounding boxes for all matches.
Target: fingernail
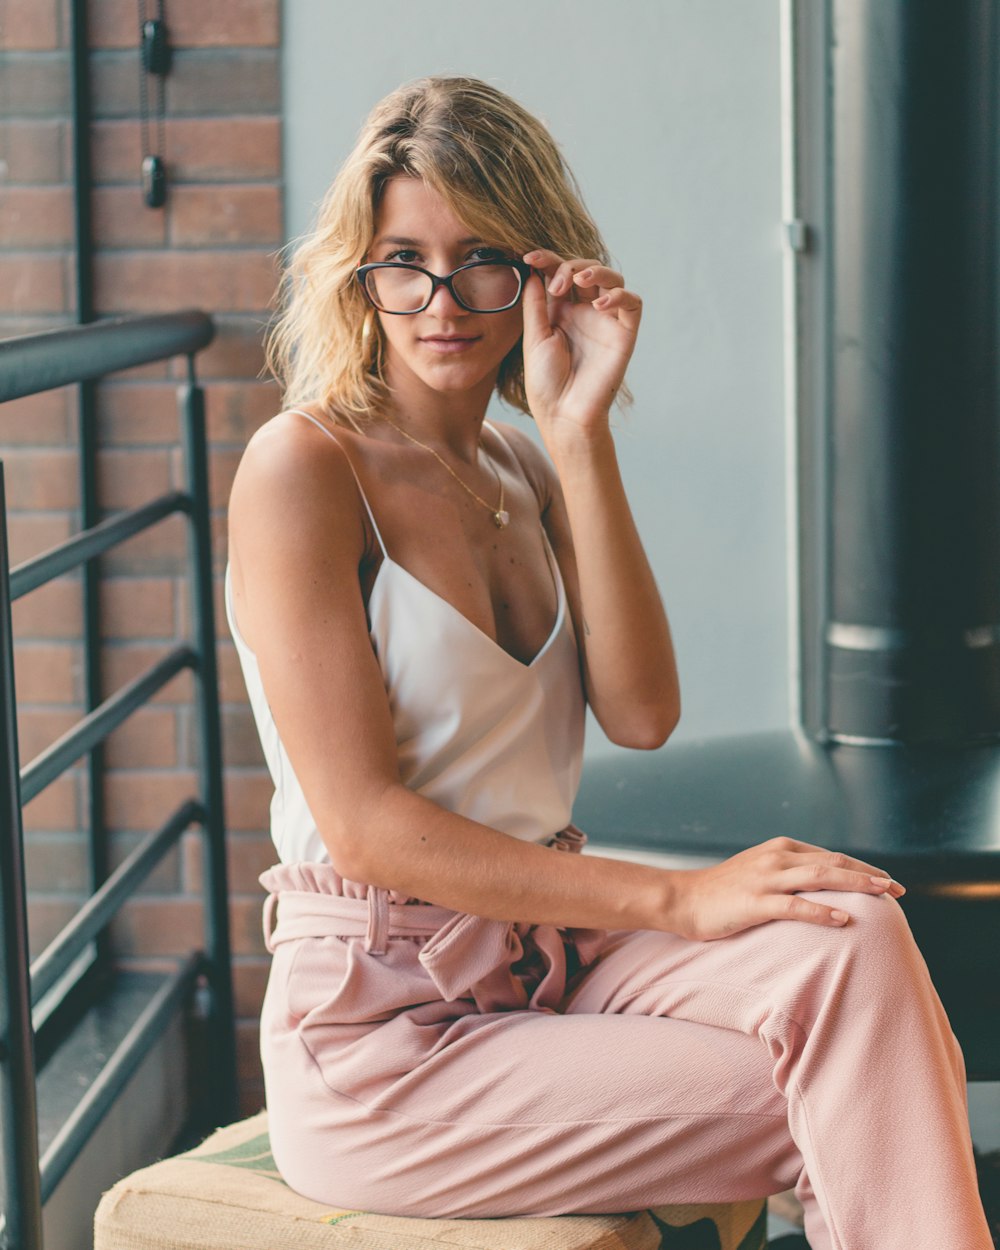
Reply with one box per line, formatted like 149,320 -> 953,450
594,295 -> 610,307
831,910 -> 850,925
549,276 -> 564,295
870,875 -> 892,889
577,268 -> 593,282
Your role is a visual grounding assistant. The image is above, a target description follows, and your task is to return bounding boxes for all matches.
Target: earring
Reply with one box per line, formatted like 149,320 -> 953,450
361,309 -> 376,367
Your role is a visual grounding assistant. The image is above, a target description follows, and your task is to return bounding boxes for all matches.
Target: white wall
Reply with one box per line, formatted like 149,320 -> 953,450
282,0 -> 790,755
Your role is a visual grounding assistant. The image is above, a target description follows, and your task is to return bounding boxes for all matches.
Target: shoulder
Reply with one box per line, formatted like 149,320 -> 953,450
229,409 -> 371,561
488,420 -> 557,512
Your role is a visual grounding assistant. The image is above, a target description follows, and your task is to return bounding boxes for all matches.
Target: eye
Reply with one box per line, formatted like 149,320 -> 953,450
384,248 -> 419,263
468,246 -> 509,263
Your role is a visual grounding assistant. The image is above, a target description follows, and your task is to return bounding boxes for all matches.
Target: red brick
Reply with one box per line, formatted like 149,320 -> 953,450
0,0 -> 61,51
205,381 -> 278,443
0,54 -> 71,116
4,513 -> 72,565
206,447 -> 242,511
13,641 -> 80,702
0,448 -> 77,508
166,50 -> 279,116
236,1019 -> 262,1082
93,185 -> 168,249
27,898 -> 81,962
228,894 -> 267,955
0,120 -> 66,183
111,897 -> 203,956
21,773 -> 79,832
16,707 -> 79,763
98,509 -> 188,575
104,706 -> 178,769
11,576 -> 82,640
171,315 -> 267,382
218,642 -> 250,703
222,769 -> 272,833
0,254 -> 68,314
102,644 -> 195,705
92,119 -> 280,183
102,577 -> 176,638
169,185 -> 282,247
89,51 -> 139,119
109,830 -> 182,893
217,704 -> 266,769
232,957 -> 269,1017
90,0 -> 279,48
0,186 -> 73,248
96,382 -> 180,444
93,250 -> 277,314
23,833 -> 88,892
97,447 -> 172,508
103,768 -> 198,832
184,829 -> 273,894
0,387 -> 72,444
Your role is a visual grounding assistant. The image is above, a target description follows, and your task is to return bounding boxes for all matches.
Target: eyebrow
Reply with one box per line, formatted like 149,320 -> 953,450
372,235 -> 485,248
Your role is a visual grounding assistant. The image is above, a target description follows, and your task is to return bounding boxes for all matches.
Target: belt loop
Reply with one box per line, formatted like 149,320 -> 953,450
262,892 -> 279,953
365,886 -> 390,955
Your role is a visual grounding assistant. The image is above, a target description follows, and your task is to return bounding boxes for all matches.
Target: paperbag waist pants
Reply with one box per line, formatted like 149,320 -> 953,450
258,829 -> 991,1250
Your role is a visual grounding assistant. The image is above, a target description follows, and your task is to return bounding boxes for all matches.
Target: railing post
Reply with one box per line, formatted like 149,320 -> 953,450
0,466 -> 44,1250
178,365 -> 238,1124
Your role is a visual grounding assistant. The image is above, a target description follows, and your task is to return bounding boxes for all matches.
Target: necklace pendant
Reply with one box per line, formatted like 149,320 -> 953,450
494,509 -> 510,529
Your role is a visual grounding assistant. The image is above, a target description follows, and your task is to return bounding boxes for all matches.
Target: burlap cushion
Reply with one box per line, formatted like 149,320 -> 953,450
94,1111 -> 766,1250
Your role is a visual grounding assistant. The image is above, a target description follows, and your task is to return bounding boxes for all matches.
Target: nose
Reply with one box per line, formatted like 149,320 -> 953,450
425,278 -> 467,318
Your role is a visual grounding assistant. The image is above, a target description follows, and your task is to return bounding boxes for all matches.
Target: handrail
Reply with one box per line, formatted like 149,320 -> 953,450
0,310 -> 236,1250
0,313 -> 213,403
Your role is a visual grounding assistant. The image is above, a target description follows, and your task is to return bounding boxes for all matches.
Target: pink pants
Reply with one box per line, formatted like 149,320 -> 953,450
258,830 -> 991,1250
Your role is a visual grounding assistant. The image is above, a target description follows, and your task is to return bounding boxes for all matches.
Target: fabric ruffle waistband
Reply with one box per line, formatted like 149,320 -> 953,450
258,824 -> 602,1008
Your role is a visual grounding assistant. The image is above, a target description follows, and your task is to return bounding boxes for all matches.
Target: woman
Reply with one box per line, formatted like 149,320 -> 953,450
226,77 -> 991,1249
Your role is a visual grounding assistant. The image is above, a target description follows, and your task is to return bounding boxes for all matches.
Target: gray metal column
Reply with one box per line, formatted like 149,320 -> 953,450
823,0 -> 1000,742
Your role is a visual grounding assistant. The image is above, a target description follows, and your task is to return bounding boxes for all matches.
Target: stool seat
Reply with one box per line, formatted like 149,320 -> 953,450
94,1111 -> 767,1250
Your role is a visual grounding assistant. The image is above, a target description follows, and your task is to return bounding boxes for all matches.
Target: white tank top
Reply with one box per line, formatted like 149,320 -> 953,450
225,410 -> 586,864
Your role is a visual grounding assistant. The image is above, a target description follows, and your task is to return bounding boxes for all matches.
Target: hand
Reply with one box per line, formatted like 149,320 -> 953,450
520,249 -> 642,447
674,837 -> 906,941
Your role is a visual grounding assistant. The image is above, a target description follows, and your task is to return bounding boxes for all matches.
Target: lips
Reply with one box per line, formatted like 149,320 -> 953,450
419,335 -> 482,353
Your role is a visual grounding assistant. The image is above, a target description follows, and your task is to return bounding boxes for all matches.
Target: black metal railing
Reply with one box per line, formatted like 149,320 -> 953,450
0,312 -> 237,1250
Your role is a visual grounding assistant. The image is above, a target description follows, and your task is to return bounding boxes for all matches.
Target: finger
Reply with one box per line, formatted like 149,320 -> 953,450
522,249 -> 564,280
769,838 -> 901,883
792,848 -> 904,891
592,287 -> 642,332
772,894 -> 852,928
573,264 -> 625,302
781,865 -> 905,898
519,269 -> 553,349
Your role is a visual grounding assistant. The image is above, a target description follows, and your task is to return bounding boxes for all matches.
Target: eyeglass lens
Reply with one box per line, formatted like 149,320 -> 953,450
364,264 -> 522,313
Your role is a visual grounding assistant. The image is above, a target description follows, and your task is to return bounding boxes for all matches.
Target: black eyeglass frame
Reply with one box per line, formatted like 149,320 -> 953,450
355,258 -> 533,315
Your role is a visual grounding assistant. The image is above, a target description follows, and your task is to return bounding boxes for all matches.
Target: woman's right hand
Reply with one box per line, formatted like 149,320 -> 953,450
672,837 -> 905,941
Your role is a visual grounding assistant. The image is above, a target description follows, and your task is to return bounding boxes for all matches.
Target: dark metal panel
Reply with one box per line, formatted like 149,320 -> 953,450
825,0 -> 1000,740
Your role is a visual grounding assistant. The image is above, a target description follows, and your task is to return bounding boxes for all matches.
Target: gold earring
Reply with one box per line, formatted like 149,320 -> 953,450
361,309 -> 376,366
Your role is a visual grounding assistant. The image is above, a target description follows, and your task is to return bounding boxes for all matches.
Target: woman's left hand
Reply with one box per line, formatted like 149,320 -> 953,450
520,249 -> 642,447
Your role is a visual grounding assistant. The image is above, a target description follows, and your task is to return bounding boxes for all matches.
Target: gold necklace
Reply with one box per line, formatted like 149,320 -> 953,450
380,415 -> 510,529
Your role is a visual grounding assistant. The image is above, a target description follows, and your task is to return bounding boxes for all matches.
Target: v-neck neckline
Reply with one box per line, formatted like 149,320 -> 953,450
368,530 -> 565,670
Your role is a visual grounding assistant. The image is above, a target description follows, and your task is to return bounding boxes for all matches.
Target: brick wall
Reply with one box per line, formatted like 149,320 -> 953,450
0,0 -> 282,1115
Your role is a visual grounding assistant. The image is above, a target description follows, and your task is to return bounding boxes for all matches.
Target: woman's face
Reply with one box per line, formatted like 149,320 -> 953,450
366,176 -> 525,403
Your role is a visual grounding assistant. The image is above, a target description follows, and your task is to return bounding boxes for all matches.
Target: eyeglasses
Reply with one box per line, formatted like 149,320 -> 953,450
356,259 -> 532,315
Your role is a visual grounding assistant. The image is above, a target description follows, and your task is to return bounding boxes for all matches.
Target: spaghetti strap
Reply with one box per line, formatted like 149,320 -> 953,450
286,408 -> 389,559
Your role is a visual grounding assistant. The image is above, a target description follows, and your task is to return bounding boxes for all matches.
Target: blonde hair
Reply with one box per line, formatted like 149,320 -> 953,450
266,76 -> 613,422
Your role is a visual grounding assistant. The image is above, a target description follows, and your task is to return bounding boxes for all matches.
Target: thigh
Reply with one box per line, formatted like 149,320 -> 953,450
276,1002 -> 797,1218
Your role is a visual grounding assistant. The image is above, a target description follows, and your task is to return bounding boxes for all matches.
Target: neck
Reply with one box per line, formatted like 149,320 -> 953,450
380,358 -> 495,463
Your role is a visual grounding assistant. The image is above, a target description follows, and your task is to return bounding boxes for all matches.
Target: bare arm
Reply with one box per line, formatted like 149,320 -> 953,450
229,415 -> 902,936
